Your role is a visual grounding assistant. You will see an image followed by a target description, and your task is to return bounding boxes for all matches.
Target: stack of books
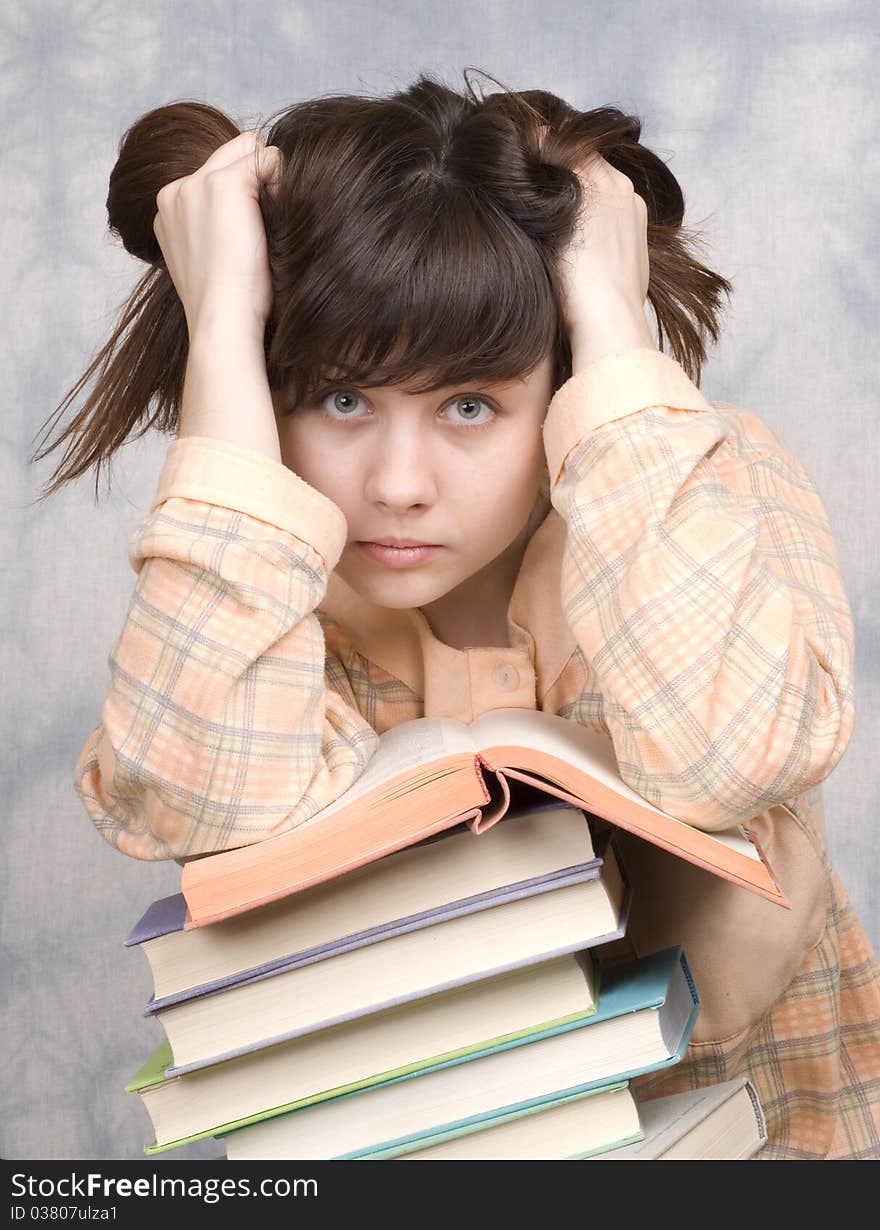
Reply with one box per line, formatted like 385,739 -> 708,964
123,708 -> 778,1160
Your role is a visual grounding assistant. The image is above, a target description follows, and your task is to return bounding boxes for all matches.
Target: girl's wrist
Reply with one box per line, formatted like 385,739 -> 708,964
568,301 -> 656,373
187,299 -> 267,352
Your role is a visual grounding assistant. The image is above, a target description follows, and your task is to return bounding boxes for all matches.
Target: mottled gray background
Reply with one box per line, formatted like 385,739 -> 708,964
3,0 -> 878,1161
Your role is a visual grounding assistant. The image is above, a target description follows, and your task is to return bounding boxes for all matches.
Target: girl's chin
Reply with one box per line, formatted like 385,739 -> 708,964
340,565 -> 457,610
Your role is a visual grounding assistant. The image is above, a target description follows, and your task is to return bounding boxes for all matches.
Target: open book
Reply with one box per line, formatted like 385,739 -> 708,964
182,707 -> 790,928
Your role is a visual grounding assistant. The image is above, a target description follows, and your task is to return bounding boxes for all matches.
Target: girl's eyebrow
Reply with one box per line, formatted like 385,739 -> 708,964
311,368 -> 538,398
393,375 -> 532,395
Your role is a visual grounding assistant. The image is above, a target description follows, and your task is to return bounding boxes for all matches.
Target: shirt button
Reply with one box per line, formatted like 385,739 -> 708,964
492,664 -> 520,692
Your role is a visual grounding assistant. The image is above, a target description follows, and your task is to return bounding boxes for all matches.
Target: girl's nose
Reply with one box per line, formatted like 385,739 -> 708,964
363,424 -> 439,511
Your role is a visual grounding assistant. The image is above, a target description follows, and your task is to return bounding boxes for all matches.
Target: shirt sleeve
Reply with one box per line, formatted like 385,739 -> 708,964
73,435 -> 379,861
542,347 -> 856,832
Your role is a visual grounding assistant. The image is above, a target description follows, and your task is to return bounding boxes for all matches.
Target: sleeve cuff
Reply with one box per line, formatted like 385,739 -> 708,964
150,435 -> 349,569
543,347 -> 713,484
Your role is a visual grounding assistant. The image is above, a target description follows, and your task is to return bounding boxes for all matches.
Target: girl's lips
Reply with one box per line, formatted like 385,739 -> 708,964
356,542 -> 443,568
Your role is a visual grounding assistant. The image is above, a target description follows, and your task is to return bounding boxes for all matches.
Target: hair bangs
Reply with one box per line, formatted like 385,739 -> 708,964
268,172 -> 560,408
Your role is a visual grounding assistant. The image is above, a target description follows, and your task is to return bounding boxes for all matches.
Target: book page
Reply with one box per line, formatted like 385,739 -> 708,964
471,708 -> 759,863
311,717 -> 478,822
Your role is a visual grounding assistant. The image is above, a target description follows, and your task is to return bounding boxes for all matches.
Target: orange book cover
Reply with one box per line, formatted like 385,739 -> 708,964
181,708 -> 790,928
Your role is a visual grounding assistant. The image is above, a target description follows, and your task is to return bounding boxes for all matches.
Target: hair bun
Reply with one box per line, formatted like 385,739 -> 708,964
106,101 -> 240,263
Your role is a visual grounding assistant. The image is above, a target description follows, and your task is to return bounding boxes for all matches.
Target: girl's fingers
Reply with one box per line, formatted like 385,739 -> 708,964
255,144 -> 283,198
207,145 -> 282,199
196,130 -> 266,175
578,154 -> 633,196
160,133 -> 272,203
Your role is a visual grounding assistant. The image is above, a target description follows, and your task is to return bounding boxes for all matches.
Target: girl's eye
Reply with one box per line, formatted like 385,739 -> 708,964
441,395 -> 495,427
317,389 -> 367,420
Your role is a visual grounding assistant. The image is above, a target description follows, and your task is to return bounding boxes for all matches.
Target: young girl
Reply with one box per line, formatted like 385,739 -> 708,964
33,72 -> 880,1159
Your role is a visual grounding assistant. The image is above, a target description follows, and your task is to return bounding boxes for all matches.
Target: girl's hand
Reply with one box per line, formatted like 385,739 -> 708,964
557,153 -> 656,368
153,131 -> 283,339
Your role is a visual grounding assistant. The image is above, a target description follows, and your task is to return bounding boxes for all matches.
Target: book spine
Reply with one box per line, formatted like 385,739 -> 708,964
466,754 -> 508,833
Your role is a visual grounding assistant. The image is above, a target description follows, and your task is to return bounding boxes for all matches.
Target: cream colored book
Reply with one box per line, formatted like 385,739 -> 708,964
399,1083 -> 641,1160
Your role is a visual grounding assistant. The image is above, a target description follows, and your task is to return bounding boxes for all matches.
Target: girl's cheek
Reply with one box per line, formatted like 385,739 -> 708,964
279,422 -> 326,480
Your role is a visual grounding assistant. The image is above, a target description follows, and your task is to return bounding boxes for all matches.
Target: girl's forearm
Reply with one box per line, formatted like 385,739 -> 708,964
180,320 -> 283,463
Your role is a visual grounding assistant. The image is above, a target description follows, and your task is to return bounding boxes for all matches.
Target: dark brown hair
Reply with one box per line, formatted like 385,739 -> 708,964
30,67 -> 732,502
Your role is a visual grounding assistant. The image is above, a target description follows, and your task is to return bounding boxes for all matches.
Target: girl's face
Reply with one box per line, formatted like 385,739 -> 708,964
273,355 -> 555,614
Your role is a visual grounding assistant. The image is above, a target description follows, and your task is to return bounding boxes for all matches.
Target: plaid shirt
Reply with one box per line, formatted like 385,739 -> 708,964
74,347 -> 880,1159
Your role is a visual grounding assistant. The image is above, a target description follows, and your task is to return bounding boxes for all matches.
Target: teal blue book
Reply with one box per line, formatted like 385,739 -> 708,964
219,946 -> 698,1161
